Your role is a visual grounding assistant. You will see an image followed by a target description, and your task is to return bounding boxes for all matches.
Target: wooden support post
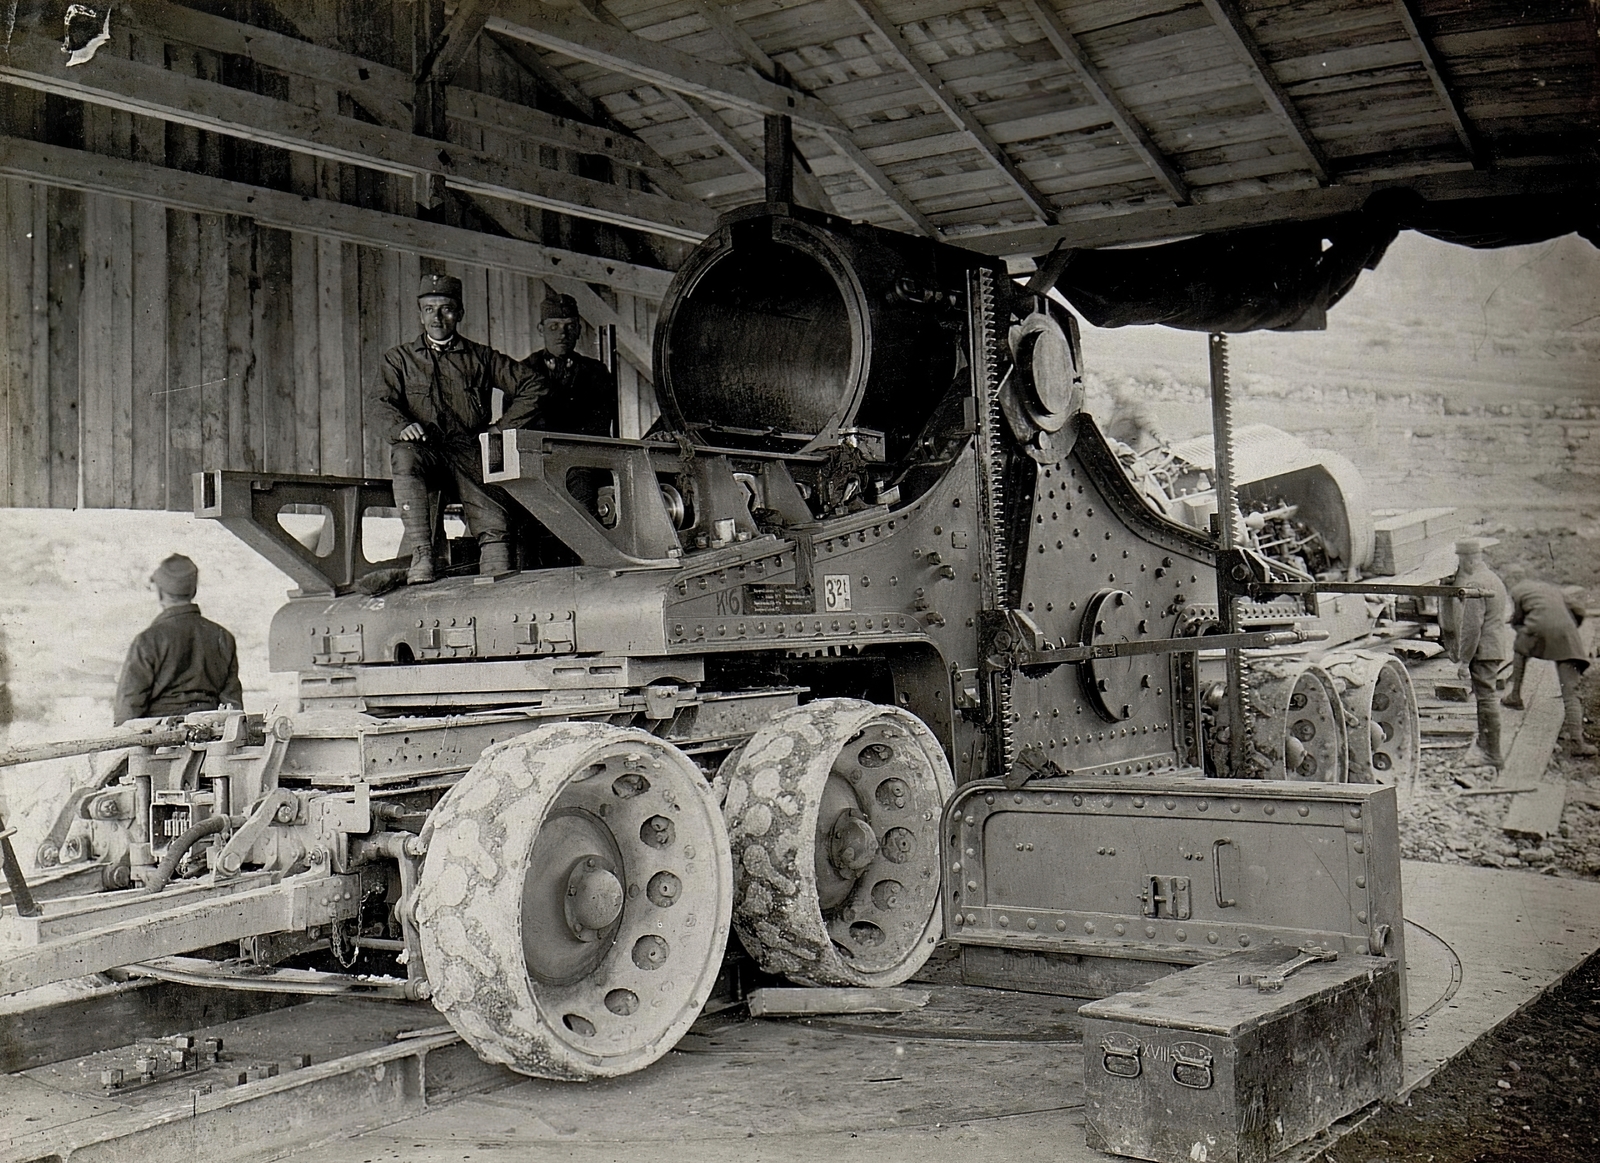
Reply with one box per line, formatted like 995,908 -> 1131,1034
765,114 -> 795,205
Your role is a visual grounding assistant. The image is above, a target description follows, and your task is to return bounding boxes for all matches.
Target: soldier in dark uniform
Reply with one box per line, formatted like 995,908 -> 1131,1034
519,290 -> 618,437
114,555 -> 243,725
1500,565 -> 1594,756
373,273 -> 546,583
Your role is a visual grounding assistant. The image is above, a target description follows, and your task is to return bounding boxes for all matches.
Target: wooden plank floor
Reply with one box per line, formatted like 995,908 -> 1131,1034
274,864 -> 1600,1163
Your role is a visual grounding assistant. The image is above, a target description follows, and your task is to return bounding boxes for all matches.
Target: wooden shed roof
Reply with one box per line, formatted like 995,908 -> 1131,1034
483,0 -> 1597,254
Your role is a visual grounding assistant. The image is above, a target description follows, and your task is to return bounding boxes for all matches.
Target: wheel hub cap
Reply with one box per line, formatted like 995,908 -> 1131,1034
827,809 -> 880,877
566,859 -> 625,939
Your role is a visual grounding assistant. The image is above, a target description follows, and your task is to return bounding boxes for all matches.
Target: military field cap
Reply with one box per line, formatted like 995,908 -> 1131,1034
418,272 -> 463,302
1455,537 -> 1498,555
541,289 -> 579,321
151,553 -> 199,597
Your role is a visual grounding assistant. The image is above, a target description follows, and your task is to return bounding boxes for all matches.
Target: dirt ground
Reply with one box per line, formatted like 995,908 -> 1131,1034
1317,944 -> 1600,1163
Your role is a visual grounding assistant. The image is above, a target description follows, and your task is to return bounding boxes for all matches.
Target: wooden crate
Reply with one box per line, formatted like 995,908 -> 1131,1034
1079,949 -> 1403,1163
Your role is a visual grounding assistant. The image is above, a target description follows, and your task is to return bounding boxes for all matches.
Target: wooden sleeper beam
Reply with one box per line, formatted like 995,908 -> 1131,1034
1017,0 -> 1188,205
1199,0 -> 1332,184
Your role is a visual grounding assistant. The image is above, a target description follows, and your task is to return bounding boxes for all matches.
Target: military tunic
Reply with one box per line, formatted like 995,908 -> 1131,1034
1508,580 -> 1589,669
517,349 -> 617,438
114,604 -> 243,725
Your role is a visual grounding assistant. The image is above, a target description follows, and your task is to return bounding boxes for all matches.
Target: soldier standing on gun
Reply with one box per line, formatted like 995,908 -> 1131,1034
374,273 -> 547,584
519,290 -> 618,438
114,555 -> 242,725
1440,539 -> 1512,769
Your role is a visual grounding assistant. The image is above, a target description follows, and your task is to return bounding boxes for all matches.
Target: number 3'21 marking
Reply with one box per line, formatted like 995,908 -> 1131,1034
823,574 -> 852,613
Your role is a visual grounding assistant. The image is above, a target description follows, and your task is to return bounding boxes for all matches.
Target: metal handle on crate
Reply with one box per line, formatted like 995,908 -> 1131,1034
1170,1041 -> 1214,1090
1099,1032 -> 1142,1078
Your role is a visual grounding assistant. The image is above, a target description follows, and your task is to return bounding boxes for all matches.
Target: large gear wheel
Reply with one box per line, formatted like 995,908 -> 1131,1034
413,722 -> 732,1081
1239,657 -> 1349,782
1322,650 -> 1419,786
722,698 -> 954,987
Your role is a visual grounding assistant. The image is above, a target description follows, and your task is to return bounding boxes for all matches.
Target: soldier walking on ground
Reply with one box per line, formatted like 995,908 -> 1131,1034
1500,564 -> 1595,757
1440,539 -> 1512,769
114,555 -> 242,726
373,272 -> 547,584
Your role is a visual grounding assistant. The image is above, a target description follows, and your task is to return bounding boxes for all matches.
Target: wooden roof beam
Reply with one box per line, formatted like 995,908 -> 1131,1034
1199,0 -> 1332,184
688,0 -> 837,213
416,0 -> 494,87
487,3 -> 935,235
843,0 -> 1056,224
1018,0 -> 1188,205
130,0 -> 698,203
0,135 -> 674,297
1392,0 -> 1481,167
0,29 -> 714,241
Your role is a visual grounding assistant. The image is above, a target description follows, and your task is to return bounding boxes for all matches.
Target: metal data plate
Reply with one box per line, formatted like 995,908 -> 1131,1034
943,777 -> 1403,974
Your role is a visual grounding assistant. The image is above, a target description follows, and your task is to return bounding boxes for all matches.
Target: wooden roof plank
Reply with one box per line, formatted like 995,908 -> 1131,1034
1198,0 -> 1333,182
1017,0 -> 1188,203
486,3 -> 850,132
841,0 -> 1057,222
490,1 -> 933,234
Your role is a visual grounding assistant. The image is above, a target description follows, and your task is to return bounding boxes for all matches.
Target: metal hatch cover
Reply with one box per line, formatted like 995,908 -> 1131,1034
942,777 -> 1404,1010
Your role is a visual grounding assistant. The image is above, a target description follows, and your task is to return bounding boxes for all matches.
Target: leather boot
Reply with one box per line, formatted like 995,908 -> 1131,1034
478,540 -> 511,576
1560,662 -> 1597,756
1501,654 -> 1527,709
391,474 -> 435,585
1466,701 -> 1505,769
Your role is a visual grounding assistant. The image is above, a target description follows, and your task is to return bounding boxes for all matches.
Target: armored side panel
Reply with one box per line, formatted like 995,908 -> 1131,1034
1079,948 -> 1403,1163
944,778 -> 1404,1007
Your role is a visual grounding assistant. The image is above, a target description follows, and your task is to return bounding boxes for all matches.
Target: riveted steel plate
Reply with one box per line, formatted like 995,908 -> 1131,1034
942,777 -> 1403,1007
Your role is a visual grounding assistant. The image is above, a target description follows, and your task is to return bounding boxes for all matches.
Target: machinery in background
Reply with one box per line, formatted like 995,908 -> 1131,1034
0,198 -> 1476,1084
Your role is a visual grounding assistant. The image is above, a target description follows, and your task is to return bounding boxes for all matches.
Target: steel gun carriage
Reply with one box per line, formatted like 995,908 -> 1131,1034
0,204 -> 1473,1080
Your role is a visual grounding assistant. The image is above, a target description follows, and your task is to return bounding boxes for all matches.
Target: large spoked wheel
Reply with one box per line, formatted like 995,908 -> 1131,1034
1240,657 -> 1350,782
722,698 -> 954,987
1323,650 -> 1419,786
413,722 -> 732,1081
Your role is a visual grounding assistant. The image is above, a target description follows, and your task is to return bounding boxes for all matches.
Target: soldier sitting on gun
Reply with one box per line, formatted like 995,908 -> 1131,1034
374,273 -> 546,584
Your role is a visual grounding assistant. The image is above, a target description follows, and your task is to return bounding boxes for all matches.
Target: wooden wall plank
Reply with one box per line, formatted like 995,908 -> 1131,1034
130,202 -> 168,509
315,236 -> 349,475
24,183 -> 51,508
46,186 -> 82,509
0,182 -> 19,506
258,227 -> 298,476
78,193 -> 135,508
290,233 -> 323,475
165,210 -> 204,506
225,215 -> 257,471
339,240 -> 363,476
198,212 -> 229,479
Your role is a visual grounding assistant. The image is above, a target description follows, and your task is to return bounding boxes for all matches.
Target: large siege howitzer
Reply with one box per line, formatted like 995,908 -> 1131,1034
0,203 -> 1477,1080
